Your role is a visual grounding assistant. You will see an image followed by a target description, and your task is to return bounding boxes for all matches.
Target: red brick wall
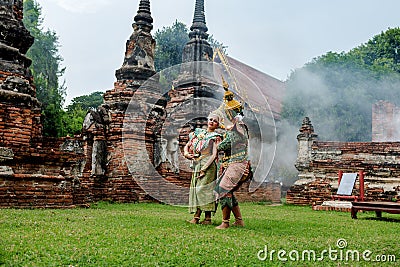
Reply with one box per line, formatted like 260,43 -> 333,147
0,137 -> 85,208
288,140 -> 400,205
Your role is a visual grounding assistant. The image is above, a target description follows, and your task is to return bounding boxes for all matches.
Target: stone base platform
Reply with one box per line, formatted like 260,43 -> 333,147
312,200 -> 352,212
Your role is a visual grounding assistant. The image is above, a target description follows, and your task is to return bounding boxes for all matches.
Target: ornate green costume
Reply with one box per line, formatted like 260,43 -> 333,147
212,76 -> 250,229
214,123 -> 250,210
188,128 -> 222,214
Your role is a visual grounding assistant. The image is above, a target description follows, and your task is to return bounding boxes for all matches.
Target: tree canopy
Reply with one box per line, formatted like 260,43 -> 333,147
154,20 -> 225,72
66,91 -> 104,113
23,1 -> 105,137
154,21 -> 189,72
62,91 -> 104,136
23,0 -> 66,137
281,28 -> 400,141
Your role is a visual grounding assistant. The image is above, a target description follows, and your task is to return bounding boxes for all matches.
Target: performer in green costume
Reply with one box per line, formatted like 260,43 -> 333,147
214,77 -> 252,229
185,113 -> 223,225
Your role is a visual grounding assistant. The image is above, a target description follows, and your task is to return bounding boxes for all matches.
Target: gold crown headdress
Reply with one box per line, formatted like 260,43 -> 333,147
221,76 -> 243,115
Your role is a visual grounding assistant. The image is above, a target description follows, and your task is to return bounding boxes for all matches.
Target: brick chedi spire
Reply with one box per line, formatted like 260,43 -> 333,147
189,0 -> 208,40
297,117 -> 318,141
0,0 -> 34,69
0,0 -> 42,155
0,1 -> 86,208
134,0 -> 153,32
84,0 -> 159,203
115,0 -> 156,82
0,0 -> 37,100
295,117 -> 318,172
104,0 -> 157,110
182,0 -> 213,63
167,0 -> 218,117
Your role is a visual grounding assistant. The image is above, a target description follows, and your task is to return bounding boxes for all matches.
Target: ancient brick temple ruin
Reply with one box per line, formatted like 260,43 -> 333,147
81,0 -> 282,205
0,0 -> 84,207
0,0 -> 284,208
287,117 -> 400,206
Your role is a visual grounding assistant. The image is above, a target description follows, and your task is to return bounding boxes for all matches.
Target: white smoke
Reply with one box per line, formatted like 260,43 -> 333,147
267,120 -> 299,187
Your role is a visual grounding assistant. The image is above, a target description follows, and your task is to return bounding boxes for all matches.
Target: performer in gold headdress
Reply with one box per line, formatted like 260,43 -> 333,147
214,77 -> 252,229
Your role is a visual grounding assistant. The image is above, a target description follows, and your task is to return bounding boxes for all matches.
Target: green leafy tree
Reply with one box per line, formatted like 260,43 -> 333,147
154,20 -> 225,71
350,28 -> 400,73
23,0 -> 66,137
282,28 -> 400,141
62,106 -> 87,136
66,91 -> 104,112
154,21 -> 189,71
62,91 -> 104,136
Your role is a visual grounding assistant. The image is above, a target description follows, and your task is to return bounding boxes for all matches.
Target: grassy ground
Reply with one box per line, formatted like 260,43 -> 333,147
1,201 -> 400,266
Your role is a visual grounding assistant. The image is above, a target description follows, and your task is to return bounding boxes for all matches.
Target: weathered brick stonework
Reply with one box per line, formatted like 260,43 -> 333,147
0,0 -> 41,154
0,0 -> 281,208
287,117 -> 400,205
0,137 -> 85,208
0,101 -> 41,155
0,1 -> 85,208
80,0 -> 158,204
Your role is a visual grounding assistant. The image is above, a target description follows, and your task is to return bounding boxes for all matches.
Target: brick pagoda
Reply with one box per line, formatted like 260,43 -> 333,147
0,0 -> 84,208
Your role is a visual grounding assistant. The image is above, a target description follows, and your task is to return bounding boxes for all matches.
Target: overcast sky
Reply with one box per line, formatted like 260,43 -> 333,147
37,0 -> 400,106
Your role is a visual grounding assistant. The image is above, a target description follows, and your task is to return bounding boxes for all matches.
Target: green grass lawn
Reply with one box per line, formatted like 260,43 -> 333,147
1,201 -> 400,266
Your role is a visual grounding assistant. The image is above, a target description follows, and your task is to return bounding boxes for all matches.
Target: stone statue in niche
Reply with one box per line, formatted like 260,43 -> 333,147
82,106 -> 110,133
154,137 -> 180,173
91,140 -> 107,176
154,137 -> 168,168
82,112 -> 94,131
166,137 -> 180,174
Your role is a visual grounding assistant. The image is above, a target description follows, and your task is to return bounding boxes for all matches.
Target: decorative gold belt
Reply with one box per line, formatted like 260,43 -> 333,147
222,151 -> 246,161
